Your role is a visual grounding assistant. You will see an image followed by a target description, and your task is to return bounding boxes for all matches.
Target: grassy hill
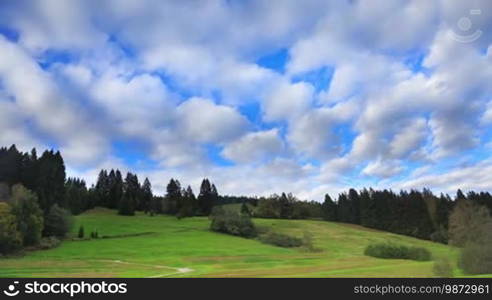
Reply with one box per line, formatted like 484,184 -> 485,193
0,207 -> 478,277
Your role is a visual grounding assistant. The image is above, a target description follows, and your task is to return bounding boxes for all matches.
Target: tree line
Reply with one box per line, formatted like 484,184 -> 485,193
0,145 -> 222,217
2,143 -> 492,254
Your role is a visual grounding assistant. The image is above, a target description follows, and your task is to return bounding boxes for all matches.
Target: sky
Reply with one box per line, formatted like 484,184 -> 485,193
0,0 -> 492,200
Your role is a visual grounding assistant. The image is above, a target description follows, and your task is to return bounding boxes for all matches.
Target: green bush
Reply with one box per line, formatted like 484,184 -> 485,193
38,236 -> 61,250
210,209 -> 257,238
43,204 -> 74,238
10,185 -> 44,246
259,232 -> 303,248
459,242 -> 492,274
0,203 -> 22,255
78,226 -> 84,238
364,243 -> 431,261
433,258 -> 454,277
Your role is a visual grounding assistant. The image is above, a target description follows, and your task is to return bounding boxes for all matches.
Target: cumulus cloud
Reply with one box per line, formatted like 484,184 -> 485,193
263,81 -> 314,121
0,0 -> 491,200
362,159 -> 404,178
176,97 -> 249,144
0,36 -> 109,166
222,129 -> 284,163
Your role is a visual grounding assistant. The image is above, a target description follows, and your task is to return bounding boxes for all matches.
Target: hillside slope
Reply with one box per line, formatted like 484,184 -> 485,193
0,208 -> 471,277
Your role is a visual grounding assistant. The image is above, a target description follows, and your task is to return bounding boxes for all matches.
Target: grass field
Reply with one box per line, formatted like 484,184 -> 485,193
0,207 -> 485,278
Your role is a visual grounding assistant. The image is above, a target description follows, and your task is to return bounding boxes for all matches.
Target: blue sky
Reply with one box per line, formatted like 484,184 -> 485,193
0,0 -> 491,199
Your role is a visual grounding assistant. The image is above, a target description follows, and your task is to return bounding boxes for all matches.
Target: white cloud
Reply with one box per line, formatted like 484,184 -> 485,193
0,36 -> 109,166
1,0 -> 492,200
394,159 -> 492,194
176,97 -> 249,144
362,159 -> 404,178
263,81 -> 314,122
222,129 -> 284,163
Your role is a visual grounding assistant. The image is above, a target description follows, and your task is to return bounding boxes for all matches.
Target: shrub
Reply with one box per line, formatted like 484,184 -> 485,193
433,258 -> 454,277
259,232 -> 303,248
459,241 -> 492,274
0,203 -> 22,255
78,226 -> 84,238
364,243 -> 431,261
43,204 -> 74,238
301,231 -> 321,252
38,236 -> 61,250
210,209 -> 257,238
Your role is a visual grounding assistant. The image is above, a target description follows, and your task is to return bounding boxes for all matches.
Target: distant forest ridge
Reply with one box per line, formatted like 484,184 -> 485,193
1,144 -> 492,244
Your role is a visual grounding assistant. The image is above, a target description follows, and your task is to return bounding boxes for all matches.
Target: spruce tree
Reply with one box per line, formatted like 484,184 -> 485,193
141,178 -> 153,214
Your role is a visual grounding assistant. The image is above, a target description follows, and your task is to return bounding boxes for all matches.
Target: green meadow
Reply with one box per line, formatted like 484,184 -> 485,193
0,207 -> 481,278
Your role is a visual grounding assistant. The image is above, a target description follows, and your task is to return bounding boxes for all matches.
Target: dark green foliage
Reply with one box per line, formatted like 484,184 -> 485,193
90,230 -> 99,239
9,184 -> 44,246
210,207 -> 257,238
108,170 -> 124,210
118,192 -> 135,216
78,226 -> 84,238
254,195 -> 280,218
279,193 -> 294,219
0,145 -> 22,186
177,186 -> 196,218
36,150 -> 66,212
141,178 -> 153,214
197,179 -> 218,215
364,243 -> 431,261
240,202 -> 251,217
118,173 -> 139,216
258,232 -> 303,248
65,178 -> 89,215
321,194 -> 337,221
0,202 -> 22,255
164,179 -> 181,214
43,204 -> 73,238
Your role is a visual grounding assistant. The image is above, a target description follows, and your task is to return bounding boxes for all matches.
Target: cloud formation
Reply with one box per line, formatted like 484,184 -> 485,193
0,0 -> 491,199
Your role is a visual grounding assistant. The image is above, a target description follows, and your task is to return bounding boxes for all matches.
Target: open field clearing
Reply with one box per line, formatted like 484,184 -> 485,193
2,207 -> 483,278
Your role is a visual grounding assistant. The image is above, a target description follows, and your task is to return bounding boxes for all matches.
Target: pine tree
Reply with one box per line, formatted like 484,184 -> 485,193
118,173 -> 138,216
141,178 -> 153,214
164,179 -> 181,214
177,185 -> 196,218
321,194 -> 337,221
78,225 -> 84,238
240,202 -> 251,217
36,150 -> 66,213
279,193 -> 293,219
197,179 -> 218,215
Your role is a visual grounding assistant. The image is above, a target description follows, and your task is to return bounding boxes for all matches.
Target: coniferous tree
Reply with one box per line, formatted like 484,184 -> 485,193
108,170 -> 123,209
321,194 -> 337,221
164,179 -> 181,214
197,179 -> 218,215
78,225 -> 84,238
95,170 -> 110,208
177,185 -> 196,218
141,178 -> 153,214
348,188 -> 360,224
279,192 -> 294,219
36,150 -> 66,212
119,173 -> 138,216
240,202 -> 251,217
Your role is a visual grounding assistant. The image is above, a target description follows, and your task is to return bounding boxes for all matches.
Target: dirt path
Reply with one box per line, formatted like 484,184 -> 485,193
98,259 -> 194,277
